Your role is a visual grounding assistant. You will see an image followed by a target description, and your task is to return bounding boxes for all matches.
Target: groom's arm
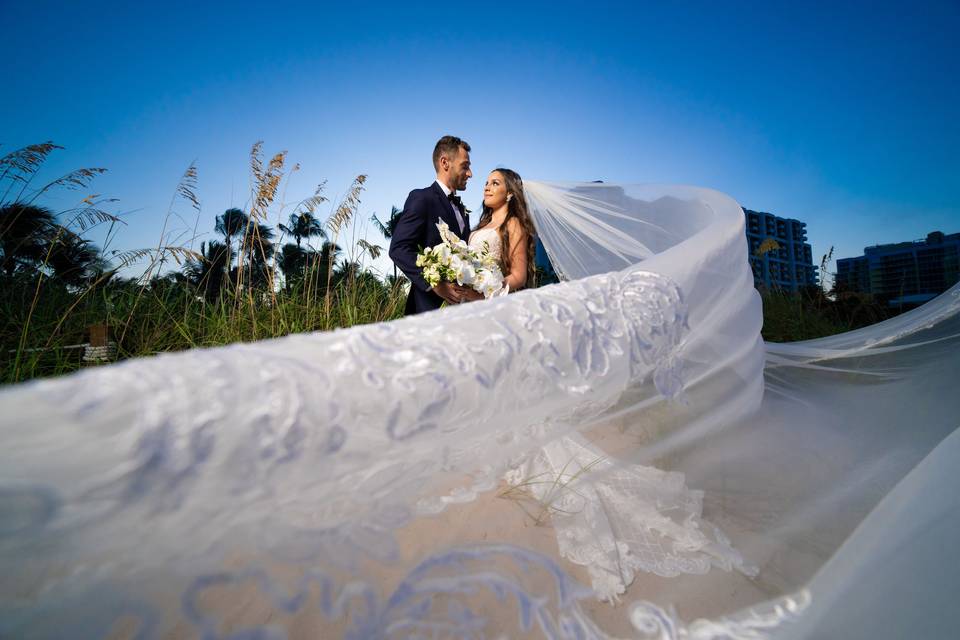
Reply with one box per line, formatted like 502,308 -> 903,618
389,190 -> 433,293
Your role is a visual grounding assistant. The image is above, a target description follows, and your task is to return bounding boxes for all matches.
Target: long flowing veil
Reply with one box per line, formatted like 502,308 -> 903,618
1,182 -> 958,638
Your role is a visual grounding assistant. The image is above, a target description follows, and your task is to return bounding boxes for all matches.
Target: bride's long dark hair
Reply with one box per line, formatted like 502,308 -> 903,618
475,168 -> 536,289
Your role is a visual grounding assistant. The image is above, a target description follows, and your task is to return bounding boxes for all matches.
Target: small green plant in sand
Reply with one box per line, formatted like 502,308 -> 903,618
498,455 -> 606,526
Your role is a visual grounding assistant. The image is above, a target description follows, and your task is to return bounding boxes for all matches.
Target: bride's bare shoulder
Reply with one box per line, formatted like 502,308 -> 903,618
506,216 -> 526,236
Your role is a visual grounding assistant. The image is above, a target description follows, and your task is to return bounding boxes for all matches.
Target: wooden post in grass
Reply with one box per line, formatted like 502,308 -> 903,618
89,323 -> 109,348
83,323 -> 116,363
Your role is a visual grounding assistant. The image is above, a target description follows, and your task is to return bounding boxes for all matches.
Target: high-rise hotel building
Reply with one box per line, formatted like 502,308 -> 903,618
743,208 -> 818,291
836,231 -> 960,306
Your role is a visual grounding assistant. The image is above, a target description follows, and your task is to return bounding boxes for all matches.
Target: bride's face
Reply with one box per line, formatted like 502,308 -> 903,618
483,172 -> 509,210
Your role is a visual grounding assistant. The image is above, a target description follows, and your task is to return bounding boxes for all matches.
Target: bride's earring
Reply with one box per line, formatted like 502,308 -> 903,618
507,194 -> 513,202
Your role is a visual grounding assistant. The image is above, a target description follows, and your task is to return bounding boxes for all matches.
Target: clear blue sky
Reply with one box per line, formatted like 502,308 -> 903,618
4,0 -> 958,280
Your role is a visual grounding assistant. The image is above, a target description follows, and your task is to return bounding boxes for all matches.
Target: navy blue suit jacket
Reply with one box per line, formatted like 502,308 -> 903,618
389,182 -> 471,315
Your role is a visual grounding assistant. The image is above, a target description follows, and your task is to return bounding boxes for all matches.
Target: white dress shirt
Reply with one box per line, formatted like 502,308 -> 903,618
435,179 -> 466,234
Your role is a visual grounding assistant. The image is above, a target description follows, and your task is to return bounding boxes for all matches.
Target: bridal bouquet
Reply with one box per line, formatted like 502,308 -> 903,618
416,220 -> 508,298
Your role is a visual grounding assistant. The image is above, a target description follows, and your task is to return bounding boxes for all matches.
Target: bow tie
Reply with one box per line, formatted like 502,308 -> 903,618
447,192 -> 465,213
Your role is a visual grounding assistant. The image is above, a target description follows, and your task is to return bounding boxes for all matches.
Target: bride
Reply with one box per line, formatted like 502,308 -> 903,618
461,168 -> 537,300
456,169 -> 759,602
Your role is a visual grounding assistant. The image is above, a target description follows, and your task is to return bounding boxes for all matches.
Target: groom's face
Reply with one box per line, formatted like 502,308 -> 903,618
446,147 -> 472,191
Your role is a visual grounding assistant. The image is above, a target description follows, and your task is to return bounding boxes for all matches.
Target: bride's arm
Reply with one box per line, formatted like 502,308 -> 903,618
504,219 -> 528,291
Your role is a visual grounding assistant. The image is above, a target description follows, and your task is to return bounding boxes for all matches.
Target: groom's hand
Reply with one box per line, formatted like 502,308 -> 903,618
451,284 -> 482,303
432,281 -> 463,304
457,287 -> 484,302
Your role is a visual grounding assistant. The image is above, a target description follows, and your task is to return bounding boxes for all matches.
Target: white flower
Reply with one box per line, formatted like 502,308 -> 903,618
468,268 -> 502,298
457,261 -> 477,286
417,221 -> 508,298
434,243 -> 452,264
423,265 -> 440,287
436,219 -> 461,247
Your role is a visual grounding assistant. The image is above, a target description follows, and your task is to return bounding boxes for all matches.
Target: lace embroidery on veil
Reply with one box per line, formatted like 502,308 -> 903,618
504,434 -> 758,602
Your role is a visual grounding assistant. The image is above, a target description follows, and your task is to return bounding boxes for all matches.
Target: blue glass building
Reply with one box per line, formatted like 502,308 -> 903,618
836,231 -> 960,306
743,208 -> 818,291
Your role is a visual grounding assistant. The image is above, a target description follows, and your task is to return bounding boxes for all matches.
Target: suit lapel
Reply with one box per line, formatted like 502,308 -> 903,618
431,182 -> 466,240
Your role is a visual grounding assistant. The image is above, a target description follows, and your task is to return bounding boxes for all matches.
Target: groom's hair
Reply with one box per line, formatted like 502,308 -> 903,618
433,136 -> 471,171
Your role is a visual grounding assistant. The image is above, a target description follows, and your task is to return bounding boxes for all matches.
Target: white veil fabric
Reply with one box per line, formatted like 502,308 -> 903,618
1,182 -> 958,639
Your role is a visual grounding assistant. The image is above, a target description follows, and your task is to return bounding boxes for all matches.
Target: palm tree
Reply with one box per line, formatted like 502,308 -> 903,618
214,208 -> 248,269
371,206 -> 403,279
370,206 -> 403,239
303,240 -> 341,296
334,259 -> 361,286
184,240 -> 232,300
0,203 -> 56,277
149,272 -> 188,297
279,212 -> 326,248
332,260 -> 386,300
385,273 -> 409,291
0,203 -> 104,286
45,229 -> 102,287
241,224 -> 276,289
277,242 -> 307,290
318,240 -> 341,263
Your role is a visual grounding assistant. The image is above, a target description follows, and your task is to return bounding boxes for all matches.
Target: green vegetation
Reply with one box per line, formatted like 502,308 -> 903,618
760,286 -> 894,343
758,245 -> 897,343
0,141 -> 901,386
1,142 -> 405,384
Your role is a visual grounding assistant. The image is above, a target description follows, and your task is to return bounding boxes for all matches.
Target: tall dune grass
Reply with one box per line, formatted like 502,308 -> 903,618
0,142 -> 403,385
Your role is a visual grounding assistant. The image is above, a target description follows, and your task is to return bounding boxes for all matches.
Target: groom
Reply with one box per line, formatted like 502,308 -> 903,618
389,135 -> 473,315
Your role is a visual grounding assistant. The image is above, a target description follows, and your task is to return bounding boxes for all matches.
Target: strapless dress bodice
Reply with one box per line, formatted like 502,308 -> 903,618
468,226 -> 502,260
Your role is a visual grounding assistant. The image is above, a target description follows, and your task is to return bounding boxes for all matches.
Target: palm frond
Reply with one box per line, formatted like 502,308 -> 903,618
370,212 -> 390,238
215,208 -> 248,238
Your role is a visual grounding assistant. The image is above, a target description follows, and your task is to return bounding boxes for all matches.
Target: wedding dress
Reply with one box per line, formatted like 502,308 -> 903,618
1,182 -> 959,639
469,221 -> 756,602
467,225 -> 503,261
